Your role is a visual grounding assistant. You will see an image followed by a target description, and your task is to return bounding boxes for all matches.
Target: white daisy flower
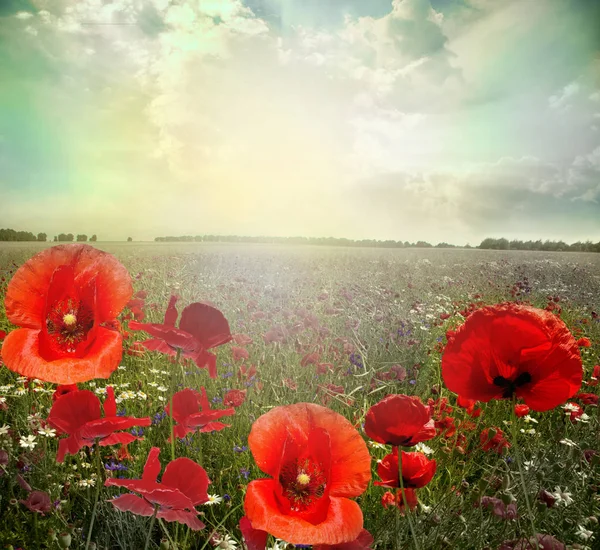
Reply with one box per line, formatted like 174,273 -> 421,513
575,525 -> 594,541
38,427 -> 57,438
19,435 -> 37,450
551,487 -> 574,506
0,424 -> 10,436
213,534 -> 238,549
204,494 -> 223,506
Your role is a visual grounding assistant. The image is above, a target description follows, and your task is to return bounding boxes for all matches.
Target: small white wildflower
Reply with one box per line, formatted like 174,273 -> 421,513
148,382 -> 158,388
213,534 -> 238,549
205,494 -> 223,505
137,391 -> 147,400
368,441 -> 386,450
415,442 -> 434,455
0,424 -> 10,436
502,420 -> 513,427
149,369 -> 160,374
575,413 -> 590,423
160,370 -> 169,375
0,397 -> 5,404
94,387 -> 107,395
0,384 -> 14,392
81,462 -> 93,469
88,382 -> 97,388
157,386 -> 168,392
19,435 -> 37,450
78,478 -> 96,488
520,428 -> 536,435
559,438 -> 577,447
120,383 -> 130,388
563,403 -> 579,413
523,415 -> 538,424
38,427 -> 57,438
575,525 -> 594,541
551,487 -> 574,507
16,376 -> 28,384
158,396 -> 166,402
15,387 -> 27,396
118,365 -> 126,371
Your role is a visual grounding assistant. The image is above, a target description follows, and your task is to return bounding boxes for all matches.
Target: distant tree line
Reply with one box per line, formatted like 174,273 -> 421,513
0,229 -> 97,242
154,235 -> 448,248
479,238 -> 600,253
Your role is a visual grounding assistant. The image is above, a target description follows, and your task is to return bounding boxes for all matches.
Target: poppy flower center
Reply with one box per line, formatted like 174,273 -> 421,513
46,298 -> 94,354
279,458 -> 327,512
493,372 -> 532,398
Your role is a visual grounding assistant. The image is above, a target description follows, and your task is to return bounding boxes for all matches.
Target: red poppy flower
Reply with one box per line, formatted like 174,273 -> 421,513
374,448 -> 436,489
20,491 -> 52,515
575,392 -> 598,405
577,337 -> 591,348
442,303 -> 582,411
166,388 -> 235,440
47,386 -> 151,462
499,534 -> 565,550
232,346 -> 250,362
223,389 -> 246,408
0,330 -> 5,342
364,395 -> 436,447
514,404 -> 530,417
52,384 -> 79,402
480,427 -> 510,454
233,334 -> 253,346
381,489 -> 418,512
130,295 -> 231,378
105,447 -> 209,530
1,244 -> 132,384
244,403 -> 371,546
456,396 -> 482,418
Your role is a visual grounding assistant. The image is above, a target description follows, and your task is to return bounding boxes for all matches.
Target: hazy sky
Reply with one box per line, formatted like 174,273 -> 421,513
1,0 -> 599,244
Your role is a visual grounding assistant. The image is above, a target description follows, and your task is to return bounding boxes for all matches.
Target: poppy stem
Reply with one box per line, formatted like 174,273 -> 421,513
84,442 -> 102,550
158,518 -> 178,549
144,505 -> 159,550
170,348 -> 183,462
510,399 -> 539,550
397,446 -> 420,550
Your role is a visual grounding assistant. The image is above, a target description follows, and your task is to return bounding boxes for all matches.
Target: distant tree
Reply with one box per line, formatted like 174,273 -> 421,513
127,237 -> 133,242
58,233 -> 68,242
53,236 -> 58,242
66,234 -> 74,242
76,234 -> 88,242
37,232 -> 47,242
90,235 -> 97,242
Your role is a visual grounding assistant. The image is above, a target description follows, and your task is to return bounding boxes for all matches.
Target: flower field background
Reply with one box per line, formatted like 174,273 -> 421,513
0,241 -> 598,550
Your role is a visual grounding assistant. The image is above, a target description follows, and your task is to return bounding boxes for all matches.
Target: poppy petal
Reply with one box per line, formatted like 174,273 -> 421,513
99,433 -> 142,447
5,244 -> 132,328
239,516 -> 268,550
248,403 -> 370,498
2,327 -> 124,384
157,508 -> 205,531
179,303 -> 232,350
162,457 -> 210,506
245,480 -> 364,546
142,447 -> 162,483
129,322 -> 196,351
48,390 -> 101,434
109,494 -> 154,517
313,529 -> 374,550
103,387 -> 117,417
164,295 -> 179,326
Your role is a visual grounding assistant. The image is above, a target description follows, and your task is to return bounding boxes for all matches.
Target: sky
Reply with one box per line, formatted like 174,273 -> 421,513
0,0 -> 599,244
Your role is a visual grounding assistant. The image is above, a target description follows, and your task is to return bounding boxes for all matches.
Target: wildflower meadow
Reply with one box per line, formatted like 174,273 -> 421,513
0,241 -> 598,550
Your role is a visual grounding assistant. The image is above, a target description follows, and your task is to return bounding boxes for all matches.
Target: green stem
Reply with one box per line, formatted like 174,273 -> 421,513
144,505 -> 159,550
398,447 -> 420,550
199,504 -> 243,550
510,399 -> 539,550
85,442 -> 102,550
158,518 -> 177,549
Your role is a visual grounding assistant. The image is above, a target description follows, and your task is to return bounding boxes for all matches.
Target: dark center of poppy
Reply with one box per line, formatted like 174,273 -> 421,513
279,458 -> 327,512
493,372 -> 532,398
46,297 -> 94,354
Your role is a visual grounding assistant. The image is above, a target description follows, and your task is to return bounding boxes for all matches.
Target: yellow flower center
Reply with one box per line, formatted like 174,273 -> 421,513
62,313 -> 77,327
296,473 -> 311,486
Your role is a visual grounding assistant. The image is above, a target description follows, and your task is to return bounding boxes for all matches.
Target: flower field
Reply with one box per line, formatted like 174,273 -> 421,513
0,242 -> 598,550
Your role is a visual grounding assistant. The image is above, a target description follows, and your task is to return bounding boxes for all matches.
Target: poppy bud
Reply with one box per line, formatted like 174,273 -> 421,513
538,489 -> 556,508
58,532 -> 72,548
501,475 -> 511,491
160,539 -> 171,550
500,492 -> 514,505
